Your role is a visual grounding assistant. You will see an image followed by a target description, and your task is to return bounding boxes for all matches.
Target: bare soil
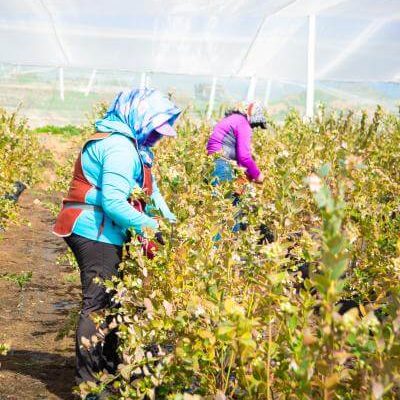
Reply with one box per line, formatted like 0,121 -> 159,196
0,135 -> 80,400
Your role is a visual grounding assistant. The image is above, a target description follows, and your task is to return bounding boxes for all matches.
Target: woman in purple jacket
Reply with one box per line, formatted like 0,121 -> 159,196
206,102 -> 268,240
207,102 -> 266,186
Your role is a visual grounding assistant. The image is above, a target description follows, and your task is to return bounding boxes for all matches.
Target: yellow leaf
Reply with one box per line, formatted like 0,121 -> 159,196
333,351 -> 350,365
198,329 -> 214,340
223,298 -> 245,316
217,324 -> 236,338
359,303 -> 367,317
119,365 -> 132,380
325,373 -> 340,389
303,329 -> 317,345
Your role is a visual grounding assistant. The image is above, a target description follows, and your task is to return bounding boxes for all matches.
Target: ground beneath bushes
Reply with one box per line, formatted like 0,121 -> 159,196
0,135 -> 80,400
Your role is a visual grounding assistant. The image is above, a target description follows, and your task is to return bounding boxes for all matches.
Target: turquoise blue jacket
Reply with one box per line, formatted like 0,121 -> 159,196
72,134 -> 175,245
72,88 -> 181,246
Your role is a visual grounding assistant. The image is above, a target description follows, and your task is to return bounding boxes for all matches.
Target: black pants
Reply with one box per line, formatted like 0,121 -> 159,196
64,233 -> 123,384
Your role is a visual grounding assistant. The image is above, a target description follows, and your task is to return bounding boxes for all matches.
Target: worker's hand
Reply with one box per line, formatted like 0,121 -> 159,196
137,236 -> 158,259
137,232 -> 166,259
254,172 -> 265,184
142,240 -> 158,259
169,216 -> 177,224
164,211 -> 177,224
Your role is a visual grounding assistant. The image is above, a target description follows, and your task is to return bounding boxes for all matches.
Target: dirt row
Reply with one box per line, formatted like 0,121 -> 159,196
0,135 -> 80,400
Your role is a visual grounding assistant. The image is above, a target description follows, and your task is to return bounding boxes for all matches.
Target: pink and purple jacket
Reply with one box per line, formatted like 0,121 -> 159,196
206,113 -> 261,180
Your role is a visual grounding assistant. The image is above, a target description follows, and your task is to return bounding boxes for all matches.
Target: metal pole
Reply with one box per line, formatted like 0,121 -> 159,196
59,67 -> 64,101
207,76 -> 217,120
140,72 -> 146,90
263,80 -> 272,107
146,73 -> 152,88
306,14 -> 316,118
84,69 -> 97,96
247,75 -> 257,102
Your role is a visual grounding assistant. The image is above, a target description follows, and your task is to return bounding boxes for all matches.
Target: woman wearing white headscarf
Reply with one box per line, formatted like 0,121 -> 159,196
53,88 -> 181,396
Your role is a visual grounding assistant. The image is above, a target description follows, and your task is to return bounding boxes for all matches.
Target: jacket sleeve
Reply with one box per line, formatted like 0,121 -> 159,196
150,174 -> 177,222
235,119 -> 261,180
101,136 -> 159,234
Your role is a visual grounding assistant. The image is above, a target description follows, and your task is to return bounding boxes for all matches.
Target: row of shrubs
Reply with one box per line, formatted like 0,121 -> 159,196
0,108 -> 47,227
24,104 -> 400,399
76,107 -> 400,399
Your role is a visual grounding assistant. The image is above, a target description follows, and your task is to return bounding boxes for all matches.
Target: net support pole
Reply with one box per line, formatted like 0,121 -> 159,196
264,80 -> 272,107
59,67 -> 64,101
207,76 -> 217,120
306,14 -> 316,119
247,76 -> 257,102
146,73 -> 152,88
140,72 -> 146,90
84,69 -> 97,96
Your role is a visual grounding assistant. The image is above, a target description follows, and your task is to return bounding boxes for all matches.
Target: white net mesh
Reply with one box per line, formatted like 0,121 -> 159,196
0,0 -> 399,124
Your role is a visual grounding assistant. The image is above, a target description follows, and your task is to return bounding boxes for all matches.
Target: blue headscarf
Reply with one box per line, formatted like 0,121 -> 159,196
95,88 -> 181,147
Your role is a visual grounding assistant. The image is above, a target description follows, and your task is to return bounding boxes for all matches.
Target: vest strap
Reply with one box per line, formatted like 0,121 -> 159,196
64,202 -> 103,212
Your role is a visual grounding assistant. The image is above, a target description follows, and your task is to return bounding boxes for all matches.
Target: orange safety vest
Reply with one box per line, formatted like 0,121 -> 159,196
53,132 -> 153,237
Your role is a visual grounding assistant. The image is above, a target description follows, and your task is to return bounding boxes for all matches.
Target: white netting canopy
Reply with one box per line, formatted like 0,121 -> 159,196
0,0 -> 399,125
1,0 -> 399,81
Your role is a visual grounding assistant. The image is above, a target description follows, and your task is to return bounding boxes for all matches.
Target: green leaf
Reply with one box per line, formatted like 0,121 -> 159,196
217,324 -> 236,339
